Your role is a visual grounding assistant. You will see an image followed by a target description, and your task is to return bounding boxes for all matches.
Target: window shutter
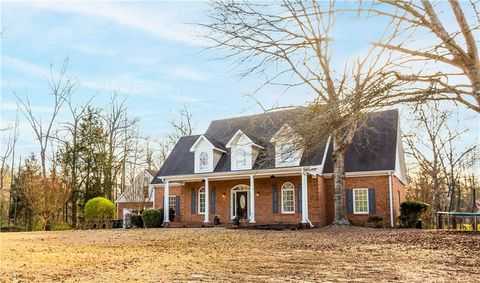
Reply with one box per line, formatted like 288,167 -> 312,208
191,188 -> 196,214
368,188 -> 376,213
347,189 -> 353,213
272,185 -> 278,214
297,184 -> 302,213
210,188 -> 216,214
175,195 -> 180,216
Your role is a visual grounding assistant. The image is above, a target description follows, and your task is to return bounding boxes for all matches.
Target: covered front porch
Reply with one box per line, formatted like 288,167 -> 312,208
156,167 -> 325,228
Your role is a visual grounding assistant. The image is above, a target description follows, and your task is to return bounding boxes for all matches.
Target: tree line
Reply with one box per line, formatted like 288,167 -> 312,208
0,61 -> 195,230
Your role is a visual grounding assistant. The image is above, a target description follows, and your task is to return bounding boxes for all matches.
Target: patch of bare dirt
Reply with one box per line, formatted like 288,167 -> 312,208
0,227 -> 478,282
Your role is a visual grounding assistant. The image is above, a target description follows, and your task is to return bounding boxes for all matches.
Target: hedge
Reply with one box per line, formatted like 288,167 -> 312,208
141,209 -> 163,228
398,200 -> 429,228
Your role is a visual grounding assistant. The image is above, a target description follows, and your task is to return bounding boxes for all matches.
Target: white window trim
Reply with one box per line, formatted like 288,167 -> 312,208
198,187 -> 206,215
281,182 -> 295,214
230,185 -> 250,220
353,188 -> 369,215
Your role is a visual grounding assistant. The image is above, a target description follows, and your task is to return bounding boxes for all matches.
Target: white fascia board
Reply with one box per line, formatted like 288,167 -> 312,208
270,124 -> 293,143
189,135 -> 226,153
319,135 -> 331,174
160,165 -> 321,182
226,129 -> 264,149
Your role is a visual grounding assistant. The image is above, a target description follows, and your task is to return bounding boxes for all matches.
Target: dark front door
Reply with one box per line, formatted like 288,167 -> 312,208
236,191 -> 248,219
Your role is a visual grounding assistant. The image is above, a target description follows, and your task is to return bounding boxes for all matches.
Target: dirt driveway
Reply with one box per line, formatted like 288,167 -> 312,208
1,227 -> 478,282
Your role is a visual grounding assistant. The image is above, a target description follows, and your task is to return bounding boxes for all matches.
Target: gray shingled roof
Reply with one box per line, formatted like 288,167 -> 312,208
152,108 -> 399,183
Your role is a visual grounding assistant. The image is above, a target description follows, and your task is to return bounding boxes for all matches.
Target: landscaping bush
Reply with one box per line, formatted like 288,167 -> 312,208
157,208 -> 176,222
141,209 -> 163,228
130,214 -> 144,228
367,216 -> 384,228
84,197 -> 115,227
398,201 -> 429,228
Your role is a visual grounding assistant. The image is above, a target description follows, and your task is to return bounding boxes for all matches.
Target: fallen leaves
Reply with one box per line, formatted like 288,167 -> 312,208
0,227 -> 478,282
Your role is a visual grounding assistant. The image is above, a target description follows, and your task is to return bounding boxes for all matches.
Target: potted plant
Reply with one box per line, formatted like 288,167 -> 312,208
233,216 -> 240,227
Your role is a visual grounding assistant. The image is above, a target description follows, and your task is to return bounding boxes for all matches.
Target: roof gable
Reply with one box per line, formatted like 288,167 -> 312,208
189,135 -> 227,153
226,129 -> 264,149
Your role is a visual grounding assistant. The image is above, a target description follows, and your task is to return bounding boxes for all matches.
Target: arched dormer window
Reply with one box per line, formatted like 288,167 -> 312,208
281,182 -> 295,214
199,152 -> 208,170
198,187 -> 206,214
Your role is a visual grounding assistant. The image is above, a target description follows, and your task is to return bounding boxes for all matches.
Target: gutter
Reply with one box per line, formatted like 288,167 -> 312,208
158,166 -> 320,182
388,171 -> 394,228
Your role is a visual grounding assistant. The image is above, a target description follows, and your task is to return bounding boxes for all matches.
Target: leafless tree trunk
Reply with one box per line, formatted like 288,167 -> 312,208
203,1 -> 402,225
0,113 -> 19,200
16,59 -> 75,180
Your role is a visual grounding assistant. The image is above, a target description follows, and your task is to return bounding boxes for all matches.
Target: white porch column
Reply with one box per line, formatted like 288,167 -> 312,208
301,171 -> 308,224
163,181 -> 170,223
249,175 -> 256,223
204,178 -> 210,223
151,184 -> 155,209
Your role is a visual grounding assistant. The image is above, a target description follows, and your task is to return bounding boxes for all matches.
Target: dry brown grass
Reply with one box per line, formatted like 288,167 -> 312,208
1,227 -> 479,282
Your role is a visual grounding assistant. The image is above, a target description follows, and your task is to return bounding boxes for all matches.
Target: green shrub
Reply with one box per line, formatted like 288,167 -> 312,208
130,214 -> 144,228
84,197 -> 115,226
141,209 -> 163,228
398,201 -> 429,228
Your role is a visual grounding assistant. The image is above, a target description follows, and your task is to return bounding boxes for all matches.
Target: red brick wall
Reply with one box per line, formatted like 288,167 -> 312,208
392,175 -> 406,225
152,174 -> 405,227
324,175 -> 406,227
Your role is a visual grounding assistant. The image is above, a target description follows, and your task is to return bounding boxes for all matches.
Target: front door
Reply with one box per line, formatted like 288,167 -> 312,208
236,191 -> 248,219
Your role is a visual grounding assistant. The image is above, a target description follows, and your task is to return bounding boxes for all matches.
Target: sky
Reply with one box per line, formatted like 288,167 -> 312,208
1,1 -> 479,166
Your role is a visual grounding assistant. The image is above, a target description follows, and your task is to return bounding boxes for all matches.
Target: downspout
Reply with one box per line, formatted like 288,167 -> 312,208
301,168 -> 314,228
388,172 -> 394,228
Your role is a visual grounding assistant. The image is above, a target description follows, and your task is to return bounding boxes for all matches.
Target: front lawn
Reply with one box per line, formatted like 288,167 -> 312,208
1,227 -> 478,282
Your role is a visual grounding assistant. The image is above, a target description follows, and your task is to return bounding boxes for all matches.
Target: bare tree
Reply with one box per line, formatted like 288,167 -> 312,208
0,113 -> 19,225
203,1 -> 402,225
369,0 -> 480,113
405,101 -> 478,226
167,104 -> 195,146
16,59 -> 75,179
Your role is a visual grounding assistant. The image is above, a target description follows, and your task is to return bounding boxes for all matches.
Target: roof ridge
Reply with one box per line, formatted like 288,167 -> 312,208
210,107 -> 298,123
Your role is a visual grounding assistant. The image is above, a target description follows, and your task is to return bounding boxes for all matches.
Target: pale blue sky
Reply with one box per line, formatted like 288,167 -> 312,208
1,1 -> 478,162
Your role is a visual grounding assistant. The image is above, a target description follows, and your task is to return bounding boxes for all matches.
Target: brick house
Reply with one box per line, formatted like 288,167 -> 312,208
115,169 -> 157,220
150,109 -> 407,228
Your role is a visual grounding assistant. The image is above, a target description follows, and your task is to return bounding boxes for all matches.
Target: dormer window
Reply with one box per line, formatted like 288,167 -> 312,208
235,148 -> 248,168
271,124 -> 303,168
226,129 -> 264,171
190,135 -> 227,173
199,152 -> 209,169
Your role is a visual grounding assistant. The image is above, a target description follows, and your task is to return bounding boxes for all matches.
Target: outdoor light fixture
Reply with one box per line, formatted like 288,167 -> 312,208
222,193 -> 226,198
256,192 -> 260,197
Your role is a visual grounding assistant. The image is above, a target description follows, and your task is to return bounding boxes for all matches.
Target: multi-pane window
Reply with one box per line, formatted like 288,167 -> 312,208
281,182 -> 295,214
235,147 -> 247,168
169,195 -> 176,213
199,152 -> 208,169
353,188 -> 369,214
198,187 -> 206,214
